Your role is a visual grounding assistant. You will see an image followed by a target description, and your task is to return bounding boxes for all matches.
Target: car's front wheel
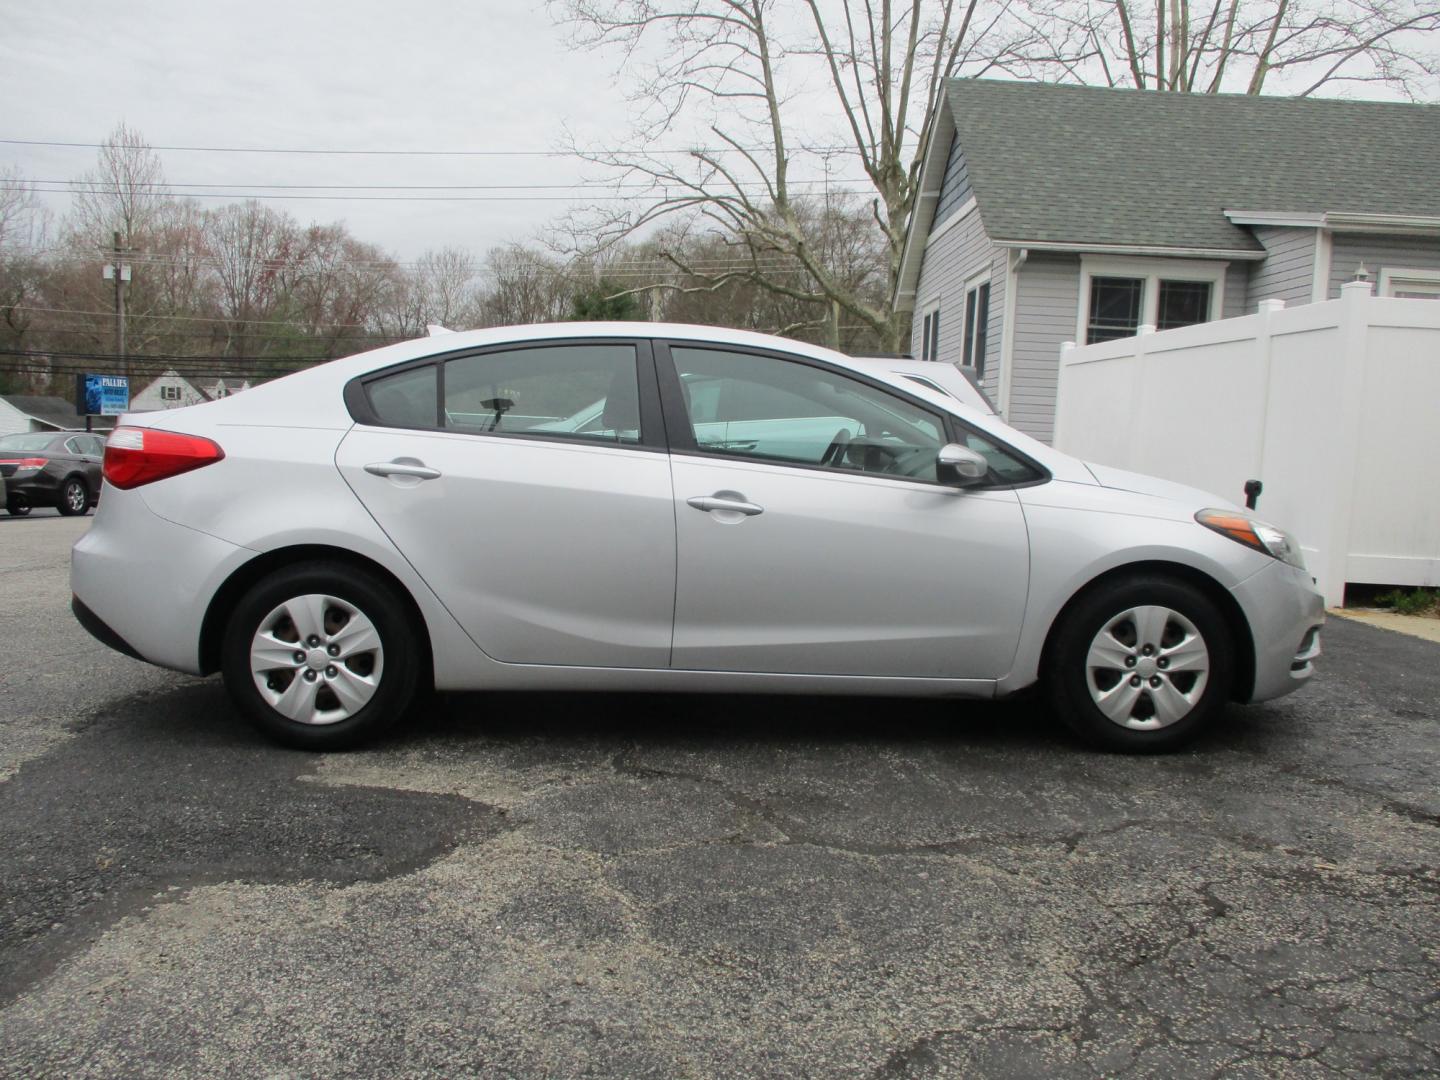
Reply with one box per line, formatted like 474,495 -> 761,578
1046,575 -> 1233,752
221,562 -> 422,750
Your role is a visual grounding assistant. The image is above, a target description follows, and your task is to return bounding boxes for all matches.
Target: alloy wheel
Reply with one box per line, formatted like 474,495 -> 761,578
249,593 -> 384,726
1084,605 -> 1210,730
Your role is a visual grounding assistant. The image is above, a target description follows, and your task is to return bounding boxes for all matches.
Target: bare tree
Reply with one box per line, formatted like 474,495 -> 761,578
478,244 -> 574,326
70,123 -> 169,249
550,0 -> 1029,351
1008,0 -> 1439,96
414,247 -> 482,328
202,201 -> 302,355
0,168 -> 49,352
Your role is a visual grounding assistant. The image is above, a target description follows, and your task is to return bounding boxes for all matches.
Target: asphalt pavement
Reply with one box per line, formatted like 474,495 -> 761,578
1,514 -> 1437,1077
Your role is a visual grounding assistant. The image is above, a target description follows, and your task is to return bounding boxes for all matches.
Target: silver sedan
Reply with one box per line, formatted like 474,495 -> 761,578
71,323 -> 1323,752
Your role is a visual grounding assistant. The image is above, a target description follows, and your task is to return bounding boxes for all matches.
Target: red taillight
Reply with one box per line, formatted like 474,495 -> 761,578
103,426 -> 225,490
0,457 -> 47,469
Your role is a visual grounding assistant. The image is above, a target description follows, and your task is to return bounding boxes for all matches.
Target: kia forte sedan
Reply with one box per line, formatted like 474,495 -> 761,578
71,324 -> 1323,752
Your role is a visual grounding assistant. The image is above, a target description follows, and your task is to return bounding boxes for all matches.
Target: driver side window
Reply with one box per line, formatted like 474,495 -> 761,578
669,347 -> 946,481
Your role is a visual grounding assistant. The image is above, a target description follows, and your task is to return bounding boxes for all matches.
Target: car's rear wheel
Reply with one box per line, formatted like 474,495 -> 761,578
221,562 -> 421,750
58,477 -> 89,516
6,497 -> 30,517
1046,575 -> 1233,753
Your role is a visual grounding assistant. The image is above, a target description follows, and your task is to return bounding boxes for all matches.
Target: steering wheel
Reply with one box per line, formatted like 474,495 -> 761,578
820,427 -> 852,467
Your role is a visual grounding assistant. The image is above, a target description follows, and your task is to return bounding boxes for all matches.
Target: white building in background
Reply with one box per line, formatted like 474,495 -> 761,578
130,372 -> 254,412
197,378 -> 252,400
130,370 -> 208,411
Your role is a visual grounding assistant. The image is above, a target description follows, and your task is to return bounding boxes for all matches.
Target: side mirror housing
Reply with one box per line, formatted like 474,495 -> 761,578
937,442 -> 989,486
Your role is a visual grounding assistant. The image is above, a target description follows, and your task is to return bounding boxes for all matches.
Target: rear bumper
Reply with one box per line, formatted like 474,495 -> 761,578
1231,561 -> 1326,704
71,594 -> 145,661
71,485 -> 255,673
5,471 -> 64,506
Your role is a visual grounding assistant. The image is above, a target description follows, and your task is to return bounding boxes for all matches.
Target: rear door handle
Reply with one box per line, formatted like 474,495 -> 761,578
364,460 -> 442,480
687,494 -> 764,516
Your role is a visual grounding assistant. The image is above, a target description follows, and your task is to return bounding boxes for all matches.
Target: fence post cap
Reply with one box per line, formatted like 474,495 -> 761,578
1137,324 -> 1156,336
1340,280 -> 1374,299
1257,299 -> 1286,313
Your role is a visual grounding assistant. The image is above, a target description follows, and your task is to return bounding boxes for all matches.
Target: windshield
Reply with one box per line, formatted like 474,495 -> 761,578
0,433 -> 58,452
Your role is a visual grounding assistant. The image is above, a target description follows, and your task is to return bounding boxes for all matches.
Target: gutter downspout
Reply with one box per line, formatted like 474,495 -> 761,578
998,247 -> 1028,421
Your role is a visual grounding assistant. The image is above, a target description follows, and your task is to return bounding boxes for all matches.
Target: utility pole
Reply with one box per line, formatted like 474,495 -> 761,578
103,231 -> 131,377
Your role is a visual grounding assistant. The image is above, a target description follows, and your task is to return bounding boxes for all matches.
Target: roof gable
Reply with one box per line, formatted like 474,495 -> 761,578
943,80 -> 1440,251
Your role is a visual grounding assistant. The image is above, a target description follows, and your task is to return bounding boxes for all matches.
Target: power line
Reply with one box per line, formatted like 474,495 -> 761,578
22,177 -> 871,191
0,346 -> 340,364
0,137 -> 858,157
26,185 -> 870,203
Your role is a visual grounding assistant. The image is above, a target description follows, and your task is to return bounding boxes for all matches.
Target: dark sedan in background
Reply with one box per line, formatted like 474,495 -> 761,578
0,431 -> 105,516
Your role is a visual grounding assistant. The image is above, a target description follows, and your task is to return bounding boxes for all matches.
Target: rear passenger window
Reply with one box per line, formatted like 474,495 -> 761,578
366,365 -> 439,429
443,344 -> 640,445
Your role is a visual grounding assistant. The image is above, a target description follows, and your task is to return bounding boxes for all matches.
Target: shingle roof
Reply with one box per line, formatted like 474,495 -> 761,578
945,80 -> 1440,251
4,395 -> 83,430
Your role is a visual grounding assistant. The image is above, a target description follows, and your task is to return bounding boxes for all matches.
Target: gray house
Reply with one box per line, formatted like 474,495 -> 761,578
895,80 -> 1440,443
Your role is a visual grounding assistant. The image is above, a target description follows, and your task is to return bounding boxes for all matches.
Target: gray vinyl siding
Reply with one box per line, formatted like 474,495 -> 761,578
911,204 -> 1006,399
1327,232 -> 1440,298
1008,253 -> 1080,444
1247,226 -> 1317,308
930,136 -> 973,234
1222,263 -> 1249,318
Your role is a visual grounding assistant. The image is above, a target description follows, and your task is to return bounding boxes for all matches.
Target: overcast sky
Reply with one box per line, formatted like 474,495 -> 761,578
0,0 -> 671,259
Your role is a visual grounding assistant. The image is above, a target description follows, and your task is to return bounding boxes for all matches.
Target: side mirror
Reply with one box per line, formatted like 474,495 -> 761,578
937,442 -> 989,486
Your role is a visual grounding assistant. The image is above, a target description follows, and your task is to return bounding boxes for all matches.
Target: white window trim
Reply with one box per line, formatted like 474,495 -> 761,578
1378,267 -> 1440,297
960,270 -> 991,372
918,298 -> 941,362
1076,256 -> 1227,344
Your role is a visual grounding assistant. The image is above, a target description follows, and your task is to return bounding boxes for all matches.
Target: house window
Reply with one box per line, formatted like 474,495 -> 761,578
962,281 -> 990,378
1378,268 -> 1440,299
1079,258 -> 1225,344
1087,277 -> 1144,342
1156,280 -> 1213,330
919,304 -> 940,362
160,385 -> 181,402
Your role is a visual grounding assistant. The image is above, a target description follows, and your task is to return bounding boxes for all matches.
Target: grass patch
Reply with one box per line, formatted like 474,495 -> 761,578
1375,586 -> 1440,618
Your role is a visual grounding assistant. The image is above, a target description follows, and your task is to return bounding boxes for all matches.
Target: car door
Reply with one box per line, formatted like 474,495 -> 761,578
335,339 -> 677,668
659,343 -> 1032,679
72,435 -> 105,492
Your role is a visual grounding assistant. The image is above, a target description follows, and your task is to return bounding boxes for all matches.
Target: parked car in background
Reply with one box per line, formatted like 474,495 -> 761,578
1,431 -> 106,516
72,323 -> 1323,753
847,356 -> 998,415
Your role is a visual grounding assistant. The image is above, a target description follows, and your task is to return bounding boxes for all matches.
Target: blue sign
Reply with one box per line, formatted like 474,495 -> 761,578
77,374 -> 130,417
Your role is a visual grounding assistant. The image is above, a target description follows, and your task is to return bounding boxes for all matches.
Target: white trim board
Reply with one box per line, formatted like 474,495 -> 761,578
1074,256 -> 1227,345
925,197 -> 978,248
993,239 -> 1265,261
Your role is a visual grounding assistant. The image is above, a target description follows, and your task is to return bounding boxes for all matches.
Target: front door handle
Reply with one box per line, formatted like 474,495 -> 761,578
687,494 -> 764,516
364,460 -> 442,481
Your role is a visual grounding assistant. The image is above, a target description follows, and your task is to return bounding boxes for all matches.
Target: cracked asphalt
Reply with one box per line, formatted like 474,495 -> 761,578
2,515 -> 1437,1078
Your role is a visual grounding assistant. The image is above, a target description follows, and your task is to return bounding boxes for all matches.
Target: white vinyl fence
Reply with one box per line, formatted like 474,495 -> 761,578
1053,281 -> 1440,604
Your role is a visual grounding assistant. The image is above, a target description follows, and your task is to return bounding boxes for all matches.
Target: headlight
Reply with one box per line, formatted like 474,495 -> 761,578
1196,509 -> 1306,570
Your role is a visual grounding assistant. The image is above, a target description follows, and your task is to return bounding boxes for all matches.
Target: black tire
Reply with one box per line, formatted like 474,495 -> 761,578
6,499 -> 30,517
57,477 -> 89,516
1046,574 -> 1234,753
220,561 -> 423,750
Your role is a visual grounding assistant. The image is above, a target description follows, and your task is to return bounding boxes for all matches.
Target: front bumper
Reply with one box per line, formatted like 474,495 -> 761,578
1230,560 -> 1326,703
